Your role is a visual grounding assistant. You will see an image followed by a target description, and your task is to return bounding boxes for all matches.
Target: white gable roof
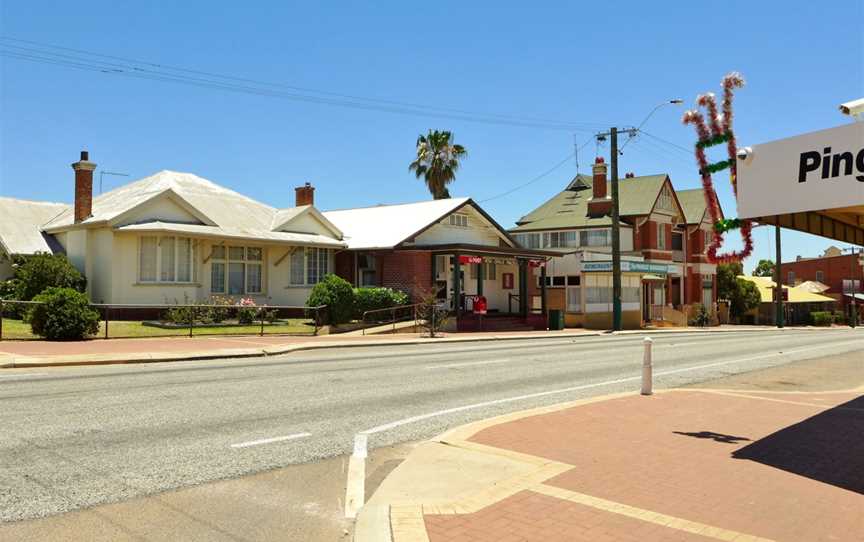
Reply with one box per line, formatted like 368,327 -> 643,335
40,170 -> 343,246
323,198 -> 471,250
0,198 -> 69,255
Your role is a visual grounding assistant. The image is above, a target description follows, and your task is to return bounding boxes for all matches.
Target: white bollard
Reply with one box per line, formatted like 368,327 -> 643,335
641,337 -> 653,395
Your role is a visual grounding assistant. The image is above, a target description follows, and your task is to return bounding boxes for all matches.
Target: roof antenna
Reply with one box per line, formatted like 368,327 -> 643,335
573,134 -> 580,176
98,170 -> 130,194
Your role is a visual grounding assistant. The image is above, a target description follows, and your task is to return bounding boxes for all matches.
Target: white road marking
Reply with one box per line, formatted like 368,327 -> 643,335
0,373 -> 49,380
230,432 -> 311,449
425,358 -> 519,370
359,339 -> 862,436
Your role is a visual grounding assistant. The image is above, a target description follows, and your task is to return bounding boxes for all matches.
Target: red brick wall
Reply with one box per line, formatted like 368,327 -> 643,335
781,253 -> 862,297
334,251 -> 354,284
378,250 -> 432,298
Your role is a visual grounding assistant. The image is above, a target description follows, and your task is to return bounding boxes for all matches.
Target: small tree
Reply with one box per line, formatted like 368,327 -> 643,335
307,274 -> 355,325
12,253 -> 87,301
729,278 -> 761,321
752,259 -> 775,277
27,287 -> 100,340
415,289 -> 449,337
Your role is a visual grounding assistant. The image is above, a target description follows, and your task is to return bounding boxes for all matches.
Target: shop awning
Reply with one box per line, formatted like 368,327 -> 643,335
642,274 -> 666,282
404,243 -> 558,260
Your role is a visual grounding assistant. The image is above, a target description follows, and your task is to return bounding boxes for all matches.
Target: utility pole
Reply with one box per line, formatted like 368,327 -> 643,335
610,127 -> 622,331
774,222 -> 784,328
842,246 -> 862,328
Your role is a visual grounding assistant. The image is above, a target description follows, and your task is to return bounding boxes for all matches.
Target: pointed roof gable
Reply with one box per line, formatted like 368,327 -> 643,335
512,174 -> 669,232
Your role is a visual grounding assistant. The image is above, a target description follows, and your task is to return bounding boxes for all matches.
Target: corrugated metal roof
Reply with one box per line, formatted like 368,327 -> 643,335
323,198 -> 470,249
676,188 -> 710,224
739,275 -> 837,304
511,175 -> 668,232
0,198 -> 69,255
44,170 -> 294,233
115,222 -> 344,247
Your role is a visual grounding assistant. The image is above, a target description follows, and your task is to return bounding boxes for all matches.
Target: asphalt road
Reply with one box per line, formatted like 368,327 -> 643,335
1,328 -> 862,523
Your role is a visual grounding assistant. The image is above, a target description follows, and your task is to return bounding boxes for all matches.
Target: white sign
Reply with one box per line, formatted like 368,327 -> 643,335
736,122 -> 864,219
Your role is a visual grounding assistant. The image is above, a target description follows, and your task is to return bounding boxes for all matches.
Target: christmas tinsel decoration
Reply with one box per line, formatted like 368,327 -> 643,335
682,72 -> 754,264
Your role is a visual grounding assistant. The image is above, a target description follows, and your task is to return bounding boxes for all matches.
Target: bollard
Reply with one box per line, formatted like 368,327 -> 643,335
641,337 -> 653,395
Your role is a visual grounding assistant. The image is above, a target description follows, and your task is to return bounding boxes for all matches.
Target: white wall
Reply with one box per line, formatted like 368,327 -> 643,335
117,195 -> 201,226
411,205 -> 506,247
87,229 -> 114,303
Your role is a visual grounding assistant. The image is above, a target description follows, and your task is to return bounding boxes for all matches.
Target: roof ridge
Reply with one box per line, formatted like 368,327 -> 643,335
0,196 -> 69,206
324,197 -> 468,213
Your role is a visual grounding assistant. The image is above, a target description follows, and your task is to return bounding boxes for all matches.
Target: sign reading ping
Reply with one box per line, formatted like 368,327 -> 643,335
798,145 -> 864,183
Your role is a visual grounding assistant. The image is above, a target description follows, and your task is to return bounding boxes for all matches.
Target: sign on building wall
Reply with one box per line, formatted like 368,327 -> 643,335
737,122 -> 864,219
582,261 -> 671,275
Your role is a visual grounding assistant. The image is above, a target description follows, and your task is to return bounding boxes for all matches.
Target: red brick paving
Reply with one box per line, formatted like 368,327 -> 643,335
425,490 -> 716,542
468,390 -> 864,542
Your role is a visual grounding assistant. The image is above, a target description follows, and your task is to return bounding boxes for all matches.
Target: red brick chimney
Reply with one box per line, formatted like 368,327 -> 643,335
587,157 -> 611,217
295,182 -> 315,206
72,150 -> 97,223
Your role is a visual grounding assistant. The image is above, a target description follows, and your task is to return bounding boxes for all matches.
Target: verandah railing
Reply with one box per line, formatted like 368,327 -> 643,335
0,299 -> 327,341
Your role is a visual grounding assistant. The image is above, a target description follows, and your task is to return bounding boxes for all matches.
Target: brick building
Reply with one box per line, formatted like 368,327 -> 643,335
323,198 -> 555,331
780,248 -> 864,321
510,158 -> 720,329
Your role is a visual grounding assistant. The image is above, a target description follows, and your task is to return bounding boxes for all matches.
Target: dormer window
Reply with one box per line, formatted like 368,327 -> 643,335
449,214 -> 468,227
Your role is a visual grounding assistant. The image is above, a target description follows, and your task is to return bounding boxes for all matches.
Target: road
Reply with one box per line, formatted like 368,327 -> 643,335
1,328 -> 861,523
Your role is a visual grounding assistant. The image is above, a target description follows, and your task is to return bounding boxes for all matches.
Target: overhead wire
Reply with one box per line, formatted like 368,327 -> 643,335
0,36 -> 608,132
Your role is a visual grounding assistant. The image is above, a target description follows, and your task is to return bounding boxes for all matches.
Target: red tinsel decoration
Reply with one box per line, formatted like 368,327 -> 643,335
682,72 -> 753,264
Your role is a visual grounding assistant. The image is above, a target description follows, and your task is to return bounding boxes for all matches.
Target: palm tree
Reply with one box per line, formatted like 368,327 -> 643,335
408,130 -> 467,199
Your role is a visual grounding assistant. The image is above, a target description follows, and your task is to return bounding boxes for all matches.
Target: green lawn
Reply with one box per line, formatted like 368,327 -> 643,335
1,318 -> 317,340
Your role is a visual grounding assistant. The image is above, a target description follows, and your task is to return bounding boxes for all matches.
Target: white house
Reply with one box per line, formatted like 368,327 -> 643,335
1,152 -> 345,306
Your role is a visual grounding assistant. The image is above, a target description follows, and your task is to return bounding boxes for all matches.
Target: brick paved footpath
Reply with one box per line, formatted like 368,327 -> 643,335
393,389 -> 864,542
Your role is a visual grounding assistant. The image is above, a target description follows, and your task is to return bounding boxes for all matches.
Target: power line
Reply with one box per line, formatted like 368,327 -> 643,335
0,36 -> 607,132
638,130 -> 693,156
480,149 -> 580,203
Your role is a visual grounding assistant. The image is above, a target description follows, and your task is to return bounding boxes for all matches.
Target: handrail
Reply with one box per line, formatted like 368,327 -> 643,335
360,303 -> 423,335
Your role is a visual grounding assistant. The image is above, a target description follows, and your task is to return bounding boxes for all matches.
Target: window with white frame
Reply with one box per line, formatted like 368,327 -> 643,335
469,262 -> 497,281
580,229 -> 610,247
287,247 -> 331,286
139,235 -> 196,283
815,270 -> 824,283
543,231 -> 578,248
657,223 -> 667,250
448,214 -> 468,227
210,245 -> 263,295
787,271 -> 795,285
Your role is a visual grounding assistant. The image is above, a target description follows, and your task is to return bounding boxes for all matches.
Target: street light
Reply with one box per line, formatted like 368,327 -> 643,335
598,99 -> 683,331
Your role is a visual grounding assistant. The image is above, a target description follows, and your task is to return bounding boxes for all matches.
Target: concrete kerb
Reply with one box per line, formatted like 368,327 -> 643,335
3,325 -> 850,369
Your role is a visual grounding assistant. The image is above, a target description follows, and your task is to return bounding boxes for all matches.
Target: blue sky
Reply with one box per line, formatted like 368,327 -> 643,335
1,1 -> 862,270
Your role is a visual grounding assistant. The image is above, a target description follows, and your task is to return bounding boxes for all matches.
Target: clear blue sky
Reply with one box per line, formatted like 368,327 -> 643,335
1,1 -> 862,270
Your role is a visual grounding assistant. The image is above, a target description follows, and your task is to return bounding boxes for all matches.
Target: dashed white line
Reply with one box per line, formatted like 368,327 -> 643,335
425,359 -> 519,370
230,432 -> 311,449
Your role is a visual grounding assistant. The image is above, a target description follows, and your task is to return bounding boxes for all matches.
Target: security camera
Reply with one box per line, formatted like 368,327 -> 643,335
736,146 -> 753,161
839,97 -> 864,118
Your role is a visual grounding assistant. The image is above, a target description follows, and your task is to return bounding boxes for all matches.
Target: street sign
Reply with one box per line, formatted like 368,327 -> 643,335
736,122 -> 864,219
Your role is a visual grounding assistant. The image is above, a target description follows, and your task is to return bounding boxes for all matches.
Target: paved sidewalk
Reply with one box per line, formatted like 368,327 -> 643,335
358,372 -> 864,541
0,325 -> 821,368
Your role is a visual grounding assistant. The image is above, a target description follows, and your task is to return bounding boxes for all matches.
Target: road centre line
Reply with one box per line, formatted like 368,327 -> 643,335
230,432 -> 311,449
358,339 -> 862,437
425,359 -> 521,369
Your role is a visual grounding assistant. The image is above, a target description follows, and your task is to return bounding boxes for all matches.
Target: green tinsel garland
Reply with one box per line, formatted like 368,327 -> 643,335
699,159 -> 732,175
714,218 -> 742,234
695,132 -> 733,149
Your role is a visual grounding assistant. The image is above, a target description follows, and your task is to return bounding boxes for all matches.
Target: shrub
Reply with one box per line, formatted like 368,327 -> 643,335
354,287 -> 410,320
832,311 -> 846,325
236,298 -> 258,324
689,304 -> 710,327
307,274 -> 355,325
810,311 -> 834,327
27,287 -> 99,340
12,253 -> 86,302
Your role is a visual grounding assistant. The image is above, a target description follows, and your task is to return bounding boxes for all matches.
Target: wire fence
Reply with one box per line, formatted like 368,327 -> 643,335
0,299 -> 327,341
